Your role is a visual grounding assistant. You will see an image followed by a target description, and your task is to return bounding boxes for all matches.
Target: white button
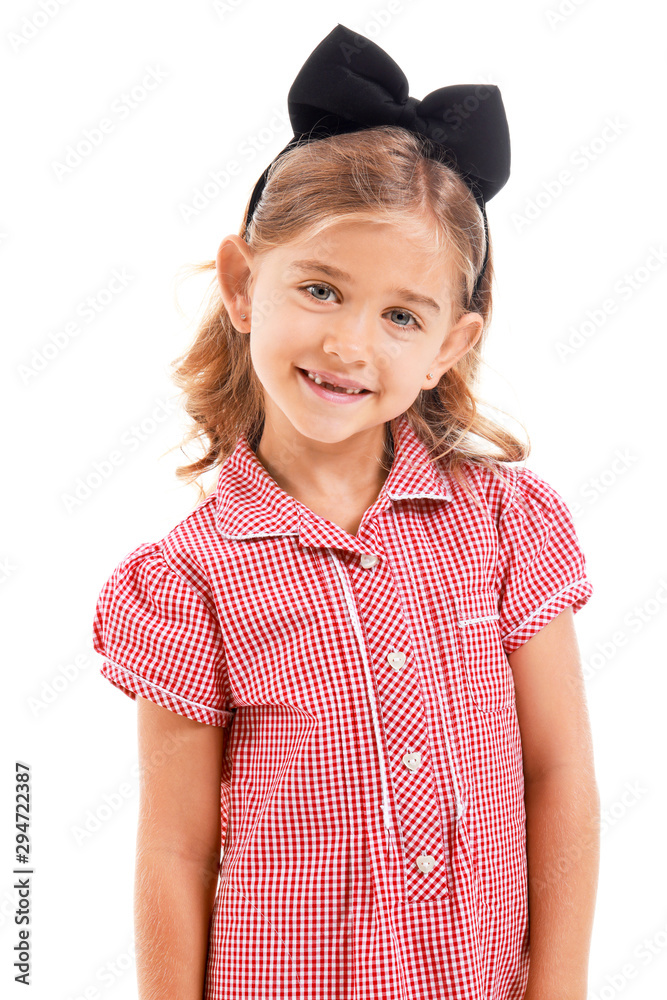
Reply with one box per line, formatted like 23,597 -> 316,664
402,751 -> 421,772
360,552 -> 379,568
387,650 -> 406,670
416,854 -> 435,873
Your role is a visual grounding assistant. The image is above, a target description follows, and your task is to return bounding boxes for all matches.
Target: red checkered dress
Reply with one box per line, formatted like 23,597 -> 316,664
93,412 -> 593,999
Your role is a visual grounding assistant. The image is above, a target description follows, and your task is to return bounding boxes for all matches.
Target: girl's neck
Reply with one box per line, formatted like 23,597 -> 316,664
253,419 -> 394,534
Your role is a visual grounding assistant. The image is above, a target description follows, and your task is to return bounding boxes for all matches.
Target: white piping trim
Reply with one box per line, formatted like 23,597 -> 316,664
386,491 -> 451,501
501,577 -> 589,641
432,682 -> 465,820
458,614 -> 500,626
103,660 -> 230,719
216,530 -> 299,540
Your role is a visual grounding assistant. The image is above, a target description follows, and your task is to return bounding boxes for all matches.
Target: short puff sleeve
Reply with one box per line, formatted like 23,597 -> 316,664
497,467 -> 594,655
92,541 -> 233,727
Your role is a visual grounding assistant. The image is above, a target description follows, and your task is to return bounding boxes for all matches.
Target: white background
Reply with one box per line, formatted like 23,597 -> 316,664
2,1 -> 665,998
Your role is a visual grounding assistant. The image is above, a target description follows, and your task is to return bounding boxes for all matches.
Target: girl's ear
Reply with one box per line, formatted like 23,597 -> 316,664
215,235 -> 255,330
426,312 -> 484,388
455,312 -> 485,355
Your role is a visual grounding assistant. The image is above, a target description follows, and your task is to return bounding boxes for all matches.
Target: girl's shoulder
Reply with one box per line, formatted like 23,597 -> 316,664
158,490 -> 221,580
446,456 -> 576,528
93,493 -> 233,728
99,490 -> 222,613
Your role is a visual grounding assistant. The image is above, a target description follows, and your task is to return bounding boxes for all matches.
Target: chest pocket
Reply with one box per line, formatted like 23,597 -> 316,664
454,589 -> 515,713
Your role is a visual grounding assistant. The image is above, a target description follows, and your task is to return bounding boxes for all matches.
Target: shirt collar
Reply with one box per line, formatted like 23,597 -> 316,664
214,413 -> 453,553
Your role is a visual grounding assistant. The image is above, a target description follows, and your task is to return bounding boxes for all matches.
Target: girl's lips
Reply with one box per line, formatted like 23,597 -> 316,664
297,367 -> 373,405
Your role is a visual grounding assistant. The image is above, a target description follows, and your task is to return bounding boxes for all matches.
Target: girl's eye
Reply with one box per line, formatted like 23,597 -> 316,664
300,283 -> 421,330
388,308 -> 420,329
303,282 -> 336,302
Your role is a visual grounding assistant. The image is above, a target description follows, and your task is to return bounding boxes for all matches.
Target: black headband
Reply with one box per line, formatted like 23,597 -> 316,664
243,23 -> 511,307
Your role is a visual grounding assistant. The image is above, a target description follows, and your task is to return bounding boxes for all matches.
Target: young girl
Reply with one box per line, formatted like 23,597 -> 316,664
92,23 -> 599,1000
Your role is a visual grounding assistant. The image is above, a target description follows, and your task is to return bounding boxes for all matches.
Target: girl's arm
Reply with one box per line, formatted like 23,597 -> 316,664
134,696 -> 226,1000
508,607 -> 600,1000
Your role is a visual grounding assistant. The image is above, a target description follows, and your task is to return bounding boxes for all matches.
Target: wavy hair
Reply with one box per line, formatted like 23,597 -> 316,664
168,126 -> 530,504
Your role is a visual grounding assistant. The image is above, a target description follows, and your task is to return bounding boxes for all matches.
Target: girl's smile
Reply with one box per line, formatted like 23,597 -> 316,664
297,366 -> 374,404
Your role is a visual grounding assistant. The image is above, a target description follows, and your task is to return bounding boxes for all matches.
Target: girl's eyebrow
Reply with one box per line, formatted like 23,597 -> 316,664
286,258 -> 442,314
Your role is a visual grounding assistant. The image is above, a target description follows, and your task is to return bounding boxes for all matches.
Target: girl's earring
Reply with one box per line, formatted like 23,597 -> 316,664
241,313 -> 246,319
426,372 -> 433,380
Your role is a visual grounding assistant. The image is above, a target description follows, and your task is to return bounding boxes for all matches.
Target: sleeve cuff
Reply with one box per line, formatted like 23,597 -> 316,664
100,660 -> 235,728
501,577 -> 593,654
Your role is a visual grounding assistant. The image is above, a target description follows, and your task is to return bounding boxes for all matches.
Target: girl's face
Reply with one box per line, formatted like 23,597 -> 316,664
216,217 -> 484,449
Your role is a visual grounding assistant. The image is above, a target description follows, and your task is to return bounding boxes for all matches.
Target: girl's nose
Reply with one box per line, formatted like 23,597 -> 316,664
322,312 -> 376,365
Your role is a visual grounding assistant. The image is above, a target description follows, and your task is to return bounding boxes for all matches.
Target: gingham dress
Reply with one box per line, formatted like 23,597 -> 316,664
93,413 -> 594,1000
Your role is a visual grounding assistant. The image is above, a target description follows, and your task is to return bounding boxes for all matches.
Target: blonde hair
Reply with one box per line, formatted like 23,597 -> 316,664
168,126 -> 530,503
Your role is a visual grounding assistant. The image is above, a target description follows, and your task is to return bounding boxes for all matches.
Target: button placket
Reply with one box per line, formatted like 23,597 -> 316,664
329,553 -> 393,834
347,545 -> 449,900
389,509 -> 467,827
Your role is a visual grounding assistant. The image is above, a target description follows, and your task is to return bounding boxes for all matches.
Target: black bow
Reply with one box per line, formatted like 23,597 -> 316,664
244,23 -> 511,303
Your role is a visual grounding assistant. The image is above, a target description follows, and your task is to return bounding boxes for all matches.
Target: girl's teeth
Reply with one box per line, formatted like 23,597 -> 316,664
305,371 -> 364,394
